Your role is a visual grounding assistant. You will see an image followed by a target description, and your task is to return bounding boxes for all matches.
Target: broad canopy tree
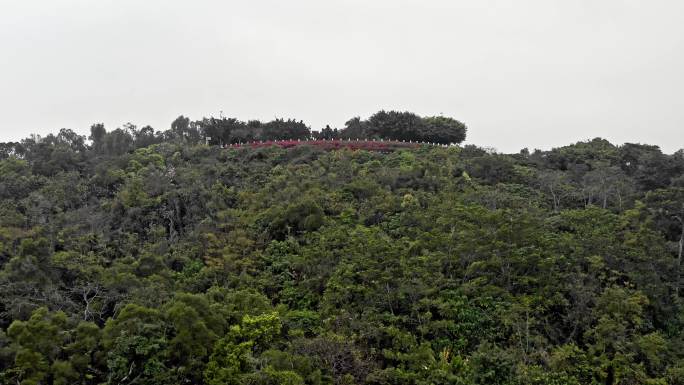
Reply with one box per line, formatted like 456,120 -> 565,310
340,111 -> 467,145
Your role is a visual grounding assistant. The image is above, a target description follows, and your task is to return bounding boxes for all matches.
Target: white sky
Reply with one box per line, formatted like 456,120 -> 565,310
1,0 -> 683,153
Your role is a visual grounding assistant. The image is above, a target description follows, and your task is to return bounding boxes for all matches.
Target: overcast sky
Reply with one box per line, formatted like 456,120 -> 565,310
1,0 -> 683,153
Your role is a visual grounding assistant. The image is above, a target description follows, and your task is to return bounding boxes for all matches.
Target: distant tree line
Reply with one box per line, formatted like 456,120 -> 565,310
195,111 -> 467,145
0,111 -> 466,160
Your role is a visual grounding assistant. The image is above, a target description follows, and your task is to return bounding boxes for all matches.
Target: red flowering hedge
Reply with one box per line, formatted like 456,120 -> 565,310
225,139 -> 446,152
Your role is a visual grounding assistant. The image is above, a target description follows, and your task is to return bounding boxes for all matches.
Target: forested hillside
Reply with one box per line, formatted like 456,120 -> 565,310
0,114 -> 683,384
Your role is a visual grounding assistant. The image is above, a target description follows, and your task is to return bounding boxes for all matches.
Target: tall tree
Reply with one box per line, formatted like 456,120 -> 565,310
88,124 -> 107,153
646,187 -> 684,296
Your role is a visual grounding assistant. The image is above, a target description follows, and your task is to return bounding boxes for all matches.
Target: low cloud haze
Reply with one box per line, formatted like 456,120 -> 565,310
1,0 -> 683,152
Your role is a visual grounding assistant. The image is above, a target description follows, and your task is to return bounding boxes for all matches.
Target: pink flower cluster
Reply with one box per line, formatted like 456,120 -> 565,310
224,139 -> 431,152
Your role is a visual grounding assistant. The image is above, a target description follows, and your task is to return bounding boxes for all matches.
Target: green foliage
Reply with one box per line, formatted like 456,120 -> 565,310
0,128 -> 682,384
204,312 -> 282,385
340,110 -> 467,144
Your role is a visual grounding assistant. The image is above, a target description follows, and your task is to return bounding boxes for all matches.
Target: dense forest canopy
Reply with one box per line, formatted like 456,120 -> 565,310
0,114 -> 683,385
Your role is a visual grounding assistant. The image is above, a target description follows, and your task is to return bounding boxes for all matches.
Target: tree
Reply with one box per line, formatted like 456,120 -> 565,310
101,304 -> 169,384
340,111 -> 468,144
0,142 -> 23,159
89,124 -> 107,153
204,312 -> 283,385
581,161 -> 627,209
163,293 -> 220,382
102,128 -> 133,156
314,125 -> 340,140
421,116 -> 467,144
171,116 -> 190,139
646,187 -> 684,296
584,287 -> 653,385
132,125 -> 159,148
6,307 -> 69,385
367,110 -> 425,141
538,169 -> 575,212
340,117 -> 371,139
260,119 -> 310,141
619,143 -> 672,191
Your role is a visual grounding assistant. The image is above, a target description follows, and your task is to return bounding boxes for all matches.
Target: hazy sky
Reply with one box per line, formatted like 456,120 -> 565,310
1,0 -> 683,153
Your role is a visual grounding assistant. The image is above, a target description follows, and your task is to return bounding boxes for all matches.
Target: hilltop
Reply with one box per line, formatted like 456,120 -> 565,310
0,114 -> 683,384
